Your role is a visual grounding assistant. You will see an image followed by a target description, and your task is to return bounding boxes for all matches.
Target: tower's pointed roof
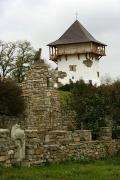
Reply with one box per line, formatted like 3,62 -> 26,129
48,20 -> 106,46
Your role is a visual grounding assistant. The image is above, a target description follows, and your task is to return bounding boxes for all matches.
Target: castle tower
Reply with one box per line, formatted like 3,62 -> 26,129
48,20 -> 106,86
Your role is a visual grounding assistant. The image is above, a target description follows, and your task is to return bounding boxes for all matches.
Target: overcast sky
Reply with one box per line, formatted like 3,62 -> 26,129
0,0 -> 120,79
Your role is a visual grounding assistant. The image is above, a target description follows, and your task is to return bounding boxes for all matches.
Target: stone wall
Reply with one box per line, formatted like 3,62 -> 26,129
0,54 -> 93,135
21,60 -> 61,130
0,129 -> 16,167
1,128 -> 120,167
60,110 -> 77,130
21,60 -> 76,131
21,129 -> 120,166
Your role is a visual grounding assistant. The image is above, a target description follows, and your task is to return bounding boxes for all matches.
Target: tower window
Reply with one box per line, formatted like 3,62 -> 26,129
72,76 -> 74,79
69,65 -> 76,71
97,72 -> 99,77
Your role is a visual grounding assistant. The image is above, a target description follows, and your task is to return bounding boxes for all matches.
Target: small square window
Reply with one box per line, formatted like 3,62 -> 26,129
69,65 -> 76,71
97,72 -> 99,77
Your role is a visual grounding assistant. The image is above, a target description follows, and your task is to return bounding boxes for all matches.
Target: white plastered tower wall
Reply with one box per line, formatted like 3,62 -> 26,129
57,54 -> 100,86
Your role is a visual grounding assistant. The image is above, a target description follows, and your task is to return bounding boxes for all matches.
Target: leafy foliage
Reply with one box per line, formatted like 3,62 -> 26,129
112,126 -> 120,139
59,91 -> 72,110
59,80 -> 120,130
0,79 -> 25,116
71,81 -> 108,130
59,81 -> 74,92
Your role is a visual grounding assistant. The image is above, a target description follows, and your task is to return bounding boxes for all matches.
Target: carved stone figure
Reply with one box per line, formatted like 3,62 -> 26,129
48,69 -> 67,88
83,59 -> 93,67
34,48 -> 41,62
11,124 -> 25,162
34,48 -> 44,64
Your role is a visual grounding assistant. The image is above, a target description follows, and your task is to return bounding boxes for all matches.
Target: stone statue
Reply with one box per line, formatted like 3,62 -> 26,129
11,124 -> 25,162
83,59 -> 93,67
48,69 -> 67,88
58,71 -> 67,79
34,48 -> 44,63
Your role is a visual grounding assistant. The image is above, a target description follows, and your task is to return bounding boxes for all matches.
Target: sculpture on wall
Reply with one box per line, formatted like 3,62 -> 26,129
83,59 -> 93,67
11,124 -> 25,162
48,69 -> 67,88
34,48 -> 44,63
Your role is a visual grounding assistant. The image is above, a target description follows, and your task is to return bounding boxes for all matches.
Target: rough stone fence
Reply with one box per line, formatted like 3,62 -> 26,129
0,129 -> 16,167
0,127 -> 120,167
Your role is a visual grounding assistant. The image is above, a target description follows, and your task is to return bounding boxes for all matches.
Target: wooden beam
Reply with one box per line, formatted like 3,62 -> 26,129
52,47 -> 53,56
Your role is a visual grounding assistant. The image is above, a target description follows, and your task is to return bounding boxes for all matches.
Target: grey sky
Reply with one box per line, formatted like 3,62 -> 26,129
0,0 -> 120,78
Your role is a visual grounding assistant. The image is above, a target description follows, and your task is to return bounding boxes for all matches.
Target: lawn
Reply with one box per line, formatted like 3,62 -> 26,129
0,157 -> 120,180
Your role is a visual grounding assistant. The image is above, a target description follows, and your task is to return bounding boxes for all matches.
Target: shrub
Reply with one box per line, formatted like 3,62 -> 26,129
59,91 -> 72,110
59,80 -> 120,130
112,127 -> 120,139
71,81 -> 108,130
0,79 -> 25,116
59,80 -> 109,130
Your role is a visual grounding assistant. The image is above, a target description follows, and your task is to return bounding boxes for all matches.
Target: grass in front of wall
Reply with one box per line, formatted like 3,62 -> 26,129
0,156 -> 120,180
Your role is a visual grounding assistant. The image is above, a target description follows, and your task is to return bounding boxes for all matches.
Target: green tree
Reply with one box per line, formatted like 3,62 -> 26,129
61,80 -> 109,130
59,80 -> 120,130
0,79 -> 25,116
110,81 -> 120,126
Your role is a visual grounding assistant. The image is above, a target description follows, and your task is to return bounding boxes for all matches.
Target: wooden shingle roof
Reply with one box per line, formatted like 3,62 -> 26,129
48,20 -> 106,46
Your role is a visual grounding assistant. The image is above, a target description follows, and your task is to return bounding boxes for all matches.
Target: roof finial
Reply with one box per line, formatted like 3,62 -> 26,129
75,11 -> 78,20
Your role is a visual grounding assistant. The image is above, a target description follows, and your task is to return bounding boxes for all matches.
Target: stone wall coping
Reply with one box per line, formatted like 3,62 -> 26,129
25,79 -> 47,82
99,127 -> 112,129
69,140 -> 118,145
74,130 -> 91,132
49,130 -> 70,133
48,130 -> 92,133
69,143 -> 86,146
25,129 -> 38,132
43,144 -> 59,148
0,129 -> 9,133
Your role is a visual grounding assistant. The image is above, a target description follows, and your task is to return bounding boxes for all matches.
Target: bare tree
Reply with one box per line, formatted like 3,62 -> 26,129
12,41 -> 35,83
0,41 -> 16,80
0,40 -> 36,82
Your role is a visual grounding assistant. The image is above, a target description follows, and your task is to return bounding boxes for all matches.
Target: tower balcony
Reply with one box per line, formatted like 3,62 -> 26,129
49,44 -> 106,61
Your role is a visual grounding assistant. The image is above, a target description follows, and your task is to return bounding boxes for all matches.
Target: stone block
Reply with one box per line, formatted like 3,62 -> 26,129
45,135 -> 50,143
21,161 -> 31,167
35,149 -> 43,155
8,150 -> 14,156
98,127 -> 112,140
26,149 -> 34,155
73,136 -> 80,143
0,156 -> 6,162
0,129 -> 9,138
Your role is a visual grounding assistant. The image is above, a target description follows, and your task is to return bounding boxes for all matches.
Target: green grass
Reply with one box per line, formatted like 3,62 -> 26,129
0,157 -> 120,180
